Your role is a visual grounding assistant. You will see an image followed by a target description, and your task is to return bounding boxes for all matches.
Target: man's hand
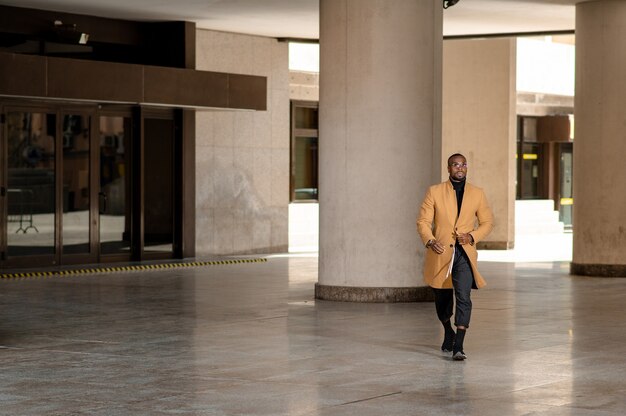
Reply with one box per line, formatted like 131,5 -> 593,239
427,240 -> 446,254
455,232 -> 474,245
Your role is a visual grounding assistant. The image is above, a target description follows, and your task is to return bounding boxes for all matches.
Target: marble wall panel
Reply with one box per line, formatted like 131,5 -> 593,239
253,111 -> 272,149
195,29 -> 289,256
271,90 -> 290,149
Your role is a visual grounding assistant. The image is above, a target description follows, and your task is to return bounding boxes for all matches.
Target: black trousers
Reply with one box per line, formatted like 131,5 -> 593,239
432,244 -> 475,328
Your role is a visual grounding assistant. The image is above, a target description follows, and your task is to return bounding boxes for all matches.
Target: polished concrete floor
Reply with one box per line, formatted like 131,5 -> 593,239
1,254 -> 625,415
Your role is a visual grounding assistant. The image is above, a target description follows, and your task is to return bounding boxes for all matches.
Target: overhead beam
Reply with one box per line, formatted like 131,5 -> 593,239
0,52 -> 266,110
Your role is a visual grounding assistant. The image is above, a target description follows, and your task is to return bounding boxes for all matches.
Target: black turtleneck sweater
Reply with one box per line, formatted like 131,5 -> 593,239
450,177 -> 466,217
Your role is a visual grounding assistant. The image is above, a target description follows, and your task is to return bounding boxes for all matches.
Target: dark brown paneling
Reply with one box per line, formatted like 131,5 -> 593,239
229,74 -> 267,110
183,22 -> 196,70
537,115 -> 571,142
1,52 -> 267,110
143,66 -> 229,108
131,107 -> 143,261
143,118 -> 174,240
181,109 -> 195,257
0,52 -> 46,97
47,57 -> 143,102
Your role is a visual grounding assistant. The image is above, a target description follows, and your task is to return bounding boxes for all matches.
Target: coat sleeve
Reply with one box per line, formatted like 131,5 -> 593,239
416,186 -> 436,246
469,189 -> 494,244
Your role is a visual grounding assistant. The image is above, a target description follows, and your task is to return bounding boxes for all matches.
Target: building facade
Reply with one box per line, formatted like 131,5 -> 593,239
2,0 -> 625,284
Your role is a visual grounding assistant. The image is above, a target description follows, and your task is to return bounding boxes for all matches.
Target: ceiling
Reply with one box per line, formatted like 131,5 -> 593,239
0,0 -> 579,39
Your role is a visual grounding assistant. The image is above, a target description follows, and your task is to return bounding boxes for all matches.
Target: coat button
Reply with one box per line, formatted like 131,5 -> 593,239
449,244 -> 453,247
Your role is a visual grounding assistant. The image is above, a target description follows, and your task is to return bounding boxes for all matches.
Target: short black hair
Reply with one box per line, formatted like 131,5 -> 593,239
447,153 -> 466,166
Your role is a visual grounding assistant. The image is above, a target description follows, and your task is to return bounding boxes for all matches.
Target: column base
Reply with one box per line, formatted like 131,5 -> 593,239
571,263 -> 626,277
315,283 -> 434,303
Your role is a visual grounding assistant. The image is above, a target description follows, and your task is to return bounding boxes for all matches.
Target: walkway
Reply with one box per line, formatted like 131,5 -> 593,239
1,250 -> 624,415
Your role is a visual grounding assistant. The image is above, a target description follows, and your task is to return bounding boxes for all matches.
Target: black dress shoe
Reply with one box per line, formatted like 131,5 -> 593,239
452,351 -> 467,361
441,331 -> 455,353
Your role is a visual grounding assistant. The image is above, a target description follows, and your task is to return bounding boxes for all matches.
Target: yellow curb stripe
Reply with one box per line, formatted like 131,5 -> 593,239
0,258 -> 267,280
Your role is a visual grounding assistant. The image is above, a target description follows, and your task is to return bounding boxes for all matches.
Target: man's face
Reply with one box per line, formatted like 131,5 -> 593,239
448,156 -> 468,181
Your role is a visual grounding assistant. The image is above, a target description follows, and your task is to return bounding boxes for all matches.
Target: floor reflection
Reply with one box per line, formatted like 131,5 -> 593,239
0,254 -> 625,415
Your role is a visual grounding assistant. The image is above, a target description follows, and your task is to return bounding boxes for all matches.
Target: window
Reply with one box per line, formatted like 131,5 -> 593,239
290,102 -> 318,201
517,116 -> 544,199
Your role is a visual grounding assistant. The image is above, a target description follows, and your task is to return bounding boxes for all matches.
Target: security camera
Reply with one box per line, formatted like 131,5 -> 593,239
53,20 -> 89,44
443,0 -> 460,9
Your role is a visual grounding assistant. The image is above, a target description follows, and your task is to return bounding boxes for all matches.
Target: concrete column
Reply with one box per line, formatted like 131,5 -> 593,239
316,0 -> 442,301
571,0 -> 626,277
442,38 -> 517,250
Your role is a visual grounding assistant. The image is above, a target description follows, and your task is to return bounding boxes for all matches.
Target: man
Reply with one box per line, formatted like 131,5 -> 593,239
416,153 -> 493,361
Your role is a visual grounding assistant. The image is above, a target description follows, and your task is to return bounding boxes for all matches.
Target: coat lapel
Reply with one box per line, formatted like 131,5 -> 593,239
444,181 -> 457,225
458,183 -> 475,224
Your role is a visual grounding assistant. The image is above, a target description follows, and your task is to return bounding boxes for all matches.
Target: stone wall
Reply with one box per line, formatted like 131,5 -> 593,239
289,70 -> 319,101
195,30 -> 289,255
442,38 -> 517,249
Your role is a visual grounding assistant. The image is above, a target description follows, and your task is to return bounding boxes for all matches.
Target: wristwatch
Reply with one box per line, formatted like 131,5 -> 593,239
425,239 -> 434,249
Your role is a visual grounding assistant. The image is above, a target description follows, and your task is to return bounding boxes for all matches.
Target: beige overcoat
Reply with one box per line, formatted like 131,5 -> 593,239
416,181 -> 494,289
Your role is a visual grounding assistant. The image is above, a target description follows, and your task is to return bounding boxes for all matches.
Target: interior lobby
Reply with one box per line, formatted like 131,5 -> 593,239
1,0 -> 626,414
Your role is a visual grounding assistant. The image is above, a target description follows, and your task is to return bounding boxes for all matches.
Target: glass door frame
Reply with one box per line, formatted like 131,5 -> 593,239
1,100 -> 184,269
98,105 -> 135,264
1,103 -> 60,268
1,101 -> 106,268
58,105 -> 99,266
99,105 -> 180,263
137,107 -> 177,262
